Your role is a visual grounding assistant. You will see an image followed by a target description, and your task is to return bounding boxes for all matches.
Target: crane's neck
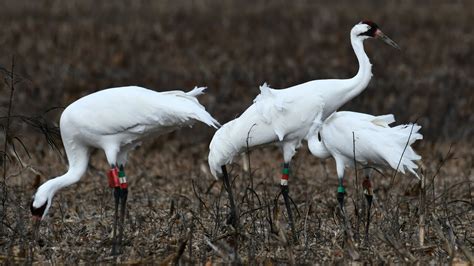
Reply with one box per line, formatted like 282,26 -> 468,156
323,34 -> 373,118
307,134 -> 331,159
349,35 -> 373,99
37,145 -> 90,202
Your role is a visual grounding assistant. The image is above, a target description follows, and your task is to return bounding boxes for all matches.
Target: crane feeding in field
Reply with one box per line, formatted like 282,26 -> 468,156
307,111 -> 422,240
30,86 -> 219,255
208,20 -> 400,237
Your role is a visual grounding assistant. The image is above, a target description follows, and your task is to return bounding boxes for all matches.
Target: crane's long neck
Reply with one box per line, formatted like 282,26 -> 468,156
348,35 -> 372,100
323,35 -> 373,118
39,145 -> 90,199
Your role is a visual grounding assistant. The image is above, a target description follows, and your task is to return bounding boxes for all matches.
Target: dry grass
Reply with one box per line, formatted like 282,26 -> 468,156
0,0 -> 473,264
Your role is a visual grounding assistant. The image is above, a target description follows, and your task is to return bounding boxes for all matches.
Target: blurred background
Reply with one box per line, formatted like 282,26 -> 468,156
0,0 -> 472,263
0,0 -> 472,142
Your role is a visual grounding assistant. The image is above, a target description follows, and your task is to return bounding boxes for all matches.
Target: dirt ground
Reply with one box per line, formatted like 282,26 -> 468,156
0,0 -> 472,264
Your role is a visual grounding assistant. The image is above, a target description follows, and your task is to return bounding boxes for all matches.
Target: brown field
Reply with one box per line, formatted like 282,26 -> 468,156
0,0 -> 472,264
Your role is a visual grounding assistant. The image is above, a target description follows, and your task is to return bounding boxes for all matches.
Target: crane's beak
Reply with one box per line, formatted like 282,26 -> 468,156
375,29 -> 400,50
32,215 -> 41,241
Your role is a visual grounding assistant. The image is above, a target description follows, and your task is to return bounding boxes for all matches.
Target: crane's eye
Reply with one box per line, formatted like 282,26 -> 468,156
359,26 -> 377,37
317,132 -> 322,142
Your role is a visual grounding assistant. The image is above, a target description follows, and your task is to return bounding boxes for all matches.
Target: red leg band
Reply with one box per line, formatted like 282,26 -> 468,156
362,179 -> 372,195
108,168 -> 120,188
119,177 -> 128,189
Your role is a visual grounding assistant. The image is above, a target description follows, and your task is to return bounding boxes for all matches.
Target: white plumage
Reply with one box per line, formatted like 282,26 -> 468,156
31,86 -> 219,219
209,21 -> 400,179
307,111 -> 423,179
208,82 -> 323,178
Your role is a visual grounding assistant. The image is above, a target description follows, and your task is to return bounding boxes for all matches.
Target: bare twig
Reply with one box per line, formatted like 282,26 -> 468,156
1,56 -> 17,233
419,171 -> 426,247
272,198 -> 295,265
351,132 -> 362,242
204,237 -> 241,264
244,123 -> 256,189
390,123 -> 416,186
375,227 -> 416,262
432,213 -> 454,258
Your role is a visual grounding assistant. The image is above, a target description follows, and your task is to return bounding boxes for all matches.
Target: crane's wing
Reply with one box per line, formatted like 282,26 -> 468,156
65,86 -> 219,136
332,111 -> 394,128
253,83 -> 295,140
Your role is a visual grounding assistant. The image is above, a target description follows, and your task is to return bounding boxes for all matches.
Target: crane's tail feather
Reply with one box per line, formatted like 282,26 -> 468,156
192,108 -> 221,129
386,123 -> 423,178
181,87 -> 220,129
371,114 -> 395,127
186,86 -> 207,97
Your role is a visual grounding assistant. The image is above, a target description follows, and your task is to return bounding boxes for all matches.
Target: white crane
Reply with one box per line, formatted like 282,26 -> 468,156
30,86 -> 219,255
307,111 -> 422,239
208,20 -> 400,237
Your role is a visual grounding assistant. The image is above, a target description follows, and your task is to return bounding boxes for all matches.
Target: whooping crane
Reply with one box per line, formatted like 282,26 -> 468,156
208,21 -> 400,238
30,86 -> 219,255
307,111 -> 422,239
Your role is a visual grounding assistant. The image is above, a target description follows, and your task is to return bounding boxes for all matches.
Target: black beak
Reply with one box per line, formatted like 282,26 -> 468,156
375,29 -> 400,50
32,215 -> 41,241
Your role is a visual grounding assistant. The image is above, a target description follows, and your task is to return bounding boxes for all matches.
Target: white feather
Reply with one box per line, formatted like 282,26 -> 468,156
308,111 -> 423,179
209,21 -> 383,178
32,86 -> 219,219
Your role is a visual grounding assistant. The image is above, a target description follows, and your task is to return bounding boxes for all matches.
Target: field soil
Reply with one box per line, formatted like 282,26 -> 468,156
0,0 -> 472,264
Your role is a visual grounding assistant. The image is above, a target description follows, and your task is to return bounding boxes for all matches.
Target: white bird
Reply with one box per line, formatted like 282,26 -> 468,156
30,85 -> 219,254
208,20 -> 400,236
307,111 -> 422,239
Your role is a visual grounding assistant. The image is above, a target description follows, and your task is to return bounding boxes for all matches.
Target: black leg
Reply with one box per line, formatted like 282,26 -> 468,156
337,179 -> 350,239
115,164 -> 129,254
281,184 -> 297,242
280,162 -> 297,241
111,187 -> 120,256
337,192 -> 345,212
221,165 -> 238,228
365,194 -> 373,242
363,176 -> 373,243
117,188 -> 128,253
108,165 -> 122,256
337,179 -> 346,212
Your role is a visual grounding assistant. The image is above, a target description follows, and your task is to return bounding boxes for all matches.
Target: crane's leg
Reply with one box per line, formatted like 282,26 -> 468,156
108,165 -> 121,255
280,162 -> 297,242
337,177 -> 346,212
337,176 -> 352,246
221,165 -> 238,228
117,165 -> 128,254
362,173 -> 373,243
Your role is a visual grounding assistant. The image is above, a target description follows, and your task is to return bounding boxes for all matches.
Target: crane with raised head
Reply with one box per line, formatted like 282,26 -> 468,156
208,21 -> 400,239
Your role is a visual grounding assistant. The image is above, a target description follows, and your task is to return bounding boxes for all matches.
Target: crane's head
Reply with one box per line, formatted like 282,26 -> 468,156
353,20 -> 400,49
30,180 -> 54,221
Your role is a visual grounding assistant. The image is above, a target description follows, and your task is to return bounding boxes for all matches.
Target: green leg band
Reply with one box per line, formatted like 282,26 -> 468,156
337,186 -> 345,193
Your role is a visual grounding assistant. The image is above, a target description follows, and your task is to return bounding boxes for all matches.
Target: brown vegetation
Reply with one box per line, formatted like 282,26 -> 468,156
0,0 -> 472,264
